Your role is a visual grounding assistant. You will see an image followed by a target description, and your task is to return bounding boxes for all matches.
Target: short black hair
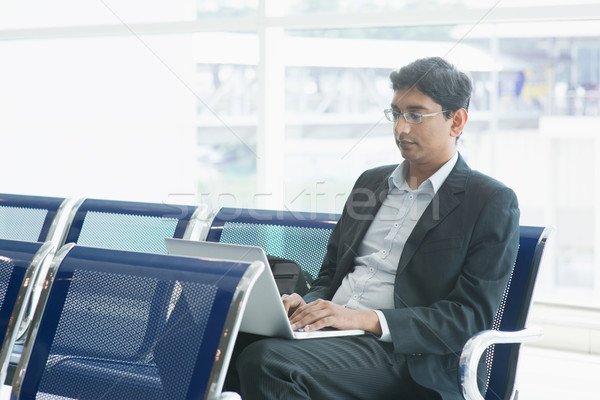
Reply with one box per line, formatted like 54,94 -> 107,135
390,57 -> 472,115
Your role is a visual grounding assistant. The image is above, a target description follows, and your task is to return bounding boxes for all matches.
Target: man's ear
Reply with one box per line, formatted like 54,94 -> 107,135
450,108 -> 468,138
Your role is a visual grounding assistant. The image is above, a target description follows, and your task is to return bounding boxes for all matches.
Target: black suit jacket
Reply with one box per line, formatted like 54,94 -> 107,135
304,154 -> 520,399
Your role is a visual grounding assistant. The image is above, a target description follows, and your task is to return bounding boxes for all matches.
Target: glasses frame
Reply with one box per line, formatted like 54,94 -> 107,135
383,109 -> 450,125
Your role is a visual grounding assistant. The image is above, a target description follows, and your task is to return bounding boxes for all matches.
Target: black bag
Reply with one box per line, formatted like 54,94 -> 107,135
266,255 -> 313,296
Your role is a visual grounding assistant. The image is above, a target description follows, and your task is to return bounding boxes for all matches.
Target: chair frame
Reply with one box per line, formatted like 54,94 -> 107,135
8,244 -> 75,396
0,240 -> 56,385
460,226 -> 551,400
205,261 -> 263,400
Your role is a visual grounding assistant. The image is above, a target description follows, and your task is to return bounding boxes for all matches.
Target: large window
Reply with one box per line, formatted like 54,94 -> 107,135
1,1 -> 600,308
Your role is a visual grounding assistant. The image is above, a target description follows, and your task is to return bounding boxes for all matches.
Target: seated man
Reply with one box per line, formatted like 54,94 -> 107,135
229,56 -> 519,400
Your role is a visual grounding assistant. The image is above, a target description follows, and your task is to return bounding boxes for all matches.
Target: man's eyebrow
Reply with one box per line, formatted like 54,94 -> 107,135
390,104 -> 428,111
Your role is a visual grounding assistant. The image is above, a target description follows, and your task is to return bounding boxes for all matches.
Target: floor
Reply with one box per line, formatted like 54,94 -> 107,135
517,345 -> 600,399
2,346 -> 598,399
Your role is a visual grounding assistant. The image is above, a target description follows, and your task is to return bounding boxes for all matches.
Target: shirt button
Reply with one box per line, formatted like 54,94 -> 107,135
369,267 -> 374,273
352,294 -> 358,299
381,250 -> 386,254
394,223 -> 399,227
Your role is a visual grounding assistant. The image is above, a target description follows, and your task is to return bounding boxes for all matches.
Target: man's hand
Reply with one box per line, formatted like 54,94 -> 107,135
281,293 -> 306,317
285,298 -> 382,336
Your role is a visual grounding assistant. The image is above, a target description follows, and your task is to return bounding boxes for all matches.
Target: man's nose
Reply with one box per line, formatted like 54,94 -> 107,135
394,116 -> 410,135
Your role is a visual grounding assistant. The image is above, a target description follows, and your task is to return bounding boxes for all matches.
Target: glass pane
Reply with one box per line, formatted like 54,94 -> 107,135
280,0 -> 600,15
195,33 -> 259,209
196,0 -> 258,18
495,0 -> 600,7
455,20 -> 600,305
282,26 -> 497,213
281,0 -> 472,15
0,0 -> 258,29
282,24 -> 600,307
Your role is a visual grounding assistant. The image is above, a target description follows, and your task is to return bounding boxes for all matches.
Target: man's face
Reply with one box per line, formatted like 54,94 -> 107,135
390,88 -> 459,168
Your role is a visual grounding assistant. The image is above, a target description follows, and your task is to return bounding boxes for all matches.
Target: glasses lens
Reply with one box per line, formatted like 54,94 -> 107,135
406,113 -> 422,124
384,110 -> 394,122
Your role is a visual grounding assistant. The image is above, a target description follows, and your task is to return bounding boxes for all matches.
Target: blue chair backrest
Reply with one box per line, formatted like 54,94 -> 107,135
485,226 -> 550,399
13,245 -> 259,400
64,198 -> 203,253
0,194 -> 66,243
206,207 -> 340,279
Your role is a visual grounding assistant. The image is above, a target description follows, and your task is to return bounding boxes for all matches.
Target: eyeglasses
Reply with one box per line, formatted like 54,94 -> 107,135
383,109 -> 449,125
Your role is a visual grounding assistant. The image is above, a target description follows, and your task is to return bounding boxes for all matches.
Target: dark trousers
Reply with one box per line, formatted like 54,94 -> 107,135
225,333 -> 438,400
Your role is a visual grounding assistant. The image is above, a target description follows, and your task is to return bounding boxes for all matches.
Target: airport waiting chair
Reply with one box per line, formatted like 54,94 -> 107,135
205,207 -> 340,279
8,244 -> 263,400
62,198 -> 209,252
460,226 -> 551,400
0,240 -> 56,385
0,194 -> 78,379
0,193 -> 75,245
4,197 -> 209,374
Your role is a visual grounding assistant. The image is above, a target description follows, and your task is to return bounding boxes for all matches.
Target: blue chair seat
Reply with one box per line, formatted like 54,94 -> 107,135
38,357 -> 163,399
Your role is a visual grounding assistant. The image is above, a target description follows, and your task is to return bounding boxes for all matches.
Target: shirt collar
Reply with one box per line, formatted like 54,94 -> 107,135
388,151 -> 459,194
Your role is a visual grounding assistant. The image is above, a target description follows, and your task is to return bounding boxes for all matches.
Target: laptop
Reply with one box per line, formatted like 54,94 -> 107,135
165,238 -> 365,340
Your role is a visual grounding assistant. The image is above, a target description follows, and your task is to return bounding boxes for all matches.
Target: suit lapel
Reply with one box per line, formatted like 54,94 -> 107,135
396,155 -> 470,275
337,170 -> 392,278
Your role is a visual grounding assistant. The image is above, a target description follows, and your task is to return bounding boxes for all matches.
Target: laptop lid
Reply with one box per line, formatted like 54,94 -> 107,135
165,239 -> 364,340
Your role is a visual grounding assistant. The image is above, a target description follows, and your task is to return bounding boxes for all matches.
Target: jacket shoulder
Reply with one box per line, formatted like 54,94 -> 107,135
466,169 -> 514,195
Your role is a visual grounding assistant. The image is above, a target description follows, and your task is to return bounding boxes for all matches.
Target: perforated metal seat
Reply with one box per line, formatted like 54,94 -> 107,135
0,240 -> 56,385
206,207 -> 340,279
63,198 -> 209,252
9,244 -> 262,400
460,226 -> 551,400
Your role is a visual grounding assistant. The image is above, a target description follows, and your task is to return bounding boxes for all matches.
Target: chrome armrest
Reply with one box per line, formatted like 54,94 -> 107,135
459,327 -> 543,400
212,391 -> 242,400
184,204 -> 212,241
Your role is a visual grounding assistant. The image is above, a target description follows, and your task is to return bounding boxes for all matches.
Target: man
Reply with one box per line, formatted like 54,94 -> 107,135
232,57 -> 520,399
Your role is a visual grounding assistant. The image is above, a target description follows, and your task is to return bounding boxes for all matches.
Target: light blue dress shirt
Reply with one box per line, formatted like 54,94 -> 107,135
331,152 -> 459,341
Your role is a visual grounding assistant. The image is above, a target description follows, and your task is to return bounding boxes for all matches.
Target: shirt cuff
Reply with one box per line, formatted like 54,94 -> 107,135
374,310 -> 392,342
